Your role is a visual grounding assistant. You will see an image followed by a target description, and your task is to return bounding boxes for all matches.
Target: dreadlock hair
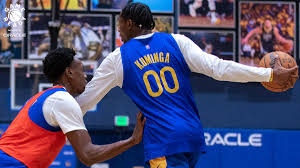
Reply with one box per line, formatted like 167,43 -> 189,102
43,48 -> 75,83
120,2 -> 155,30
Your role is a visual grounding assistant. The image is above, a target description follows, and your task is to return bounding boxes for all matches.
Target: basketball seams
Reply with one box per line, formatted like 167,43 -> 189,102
259,51 -> 297,92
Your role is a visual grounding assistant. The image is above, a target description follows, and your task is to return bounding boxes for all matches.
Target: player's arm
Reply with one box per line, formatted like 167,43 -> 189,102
93,43 -> 103,60
273,27 -> 293,51
173,33 -> 271,82
66,112 -> 145,167
172,34 -> 298,85
273,27 -> 289,44
6,0 -> 12,8
50,95 -> 145,166
75,50 -> 121,114
241,27 -> 260,44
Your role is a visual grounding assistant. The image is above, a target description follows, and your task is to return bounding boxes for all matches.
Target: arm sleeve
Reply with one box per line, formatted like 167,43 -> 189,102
47,93 -> 87,134
75,49 -> 121,114
172,34 -> 272,83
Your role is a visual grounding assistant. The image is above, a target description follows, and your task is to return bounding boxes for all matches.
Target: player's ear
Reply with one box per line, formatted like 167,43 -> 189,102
65,67 -> 73,78
127,19 -> 133,29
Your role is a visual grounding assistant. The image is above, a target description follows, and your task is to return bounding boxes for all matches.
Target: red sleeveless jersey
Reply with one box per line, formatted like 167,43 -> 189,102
0,86 -> 66,168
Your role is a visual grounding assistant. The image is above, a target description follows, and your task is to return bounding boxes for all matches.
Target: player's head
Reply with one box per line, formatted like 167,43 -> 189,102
118,2 -> 155,43
70,21 -> 81,33
263,19 -> 272,33
43,48 -> 87,95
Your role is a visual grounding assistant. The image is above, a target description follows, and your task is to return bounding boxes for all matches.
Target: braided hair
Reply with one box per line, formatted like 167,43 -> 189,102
120,2 -> 155,30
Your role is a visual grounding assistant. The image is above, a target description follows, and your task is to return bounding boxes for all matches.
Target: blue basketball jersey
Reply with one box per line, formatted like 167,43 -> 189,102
121,33 -> 206,161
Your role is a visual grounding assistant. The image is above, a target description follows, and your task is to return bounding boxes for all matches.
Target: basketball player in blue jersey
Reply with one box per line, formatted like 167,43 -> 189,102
0,48 -> 145,167
242,19 -> 294,56
76,3 -> 298,168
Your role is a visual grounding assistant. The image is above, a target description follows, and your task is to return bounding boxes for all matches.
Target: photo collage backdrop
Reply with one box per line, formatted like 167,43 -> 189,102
2,0 -> 298,67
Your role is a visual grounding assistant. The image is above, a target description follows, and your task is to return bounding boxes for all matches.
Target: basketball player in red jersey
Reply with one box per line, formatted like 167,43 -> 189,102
0,48 -> 146,167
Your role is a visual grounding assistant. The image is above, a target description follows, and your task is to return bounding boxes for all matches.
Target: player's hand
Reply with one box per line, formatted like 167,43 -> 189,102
241,38 -> 247,45
129,112 -> 146,145
272,56 -> 299,88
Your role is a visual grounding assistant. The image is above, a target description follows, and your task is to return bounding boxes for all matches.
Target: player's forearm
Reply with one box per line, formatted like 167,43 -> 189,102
174,33 -> 270,82
183,41 -> 271,82
6,0 -> 12,8
209,59 -> 272,82
68,130 -> 137,167
175,33 -> 271,82
244,28 -> 257,42
95,43 -> 103,58
82,138 -> 136,166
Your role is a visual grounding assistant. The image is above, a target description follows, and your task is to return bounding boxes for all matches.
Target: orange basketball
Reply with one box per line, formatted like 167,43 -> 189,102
259,51 -> 298,92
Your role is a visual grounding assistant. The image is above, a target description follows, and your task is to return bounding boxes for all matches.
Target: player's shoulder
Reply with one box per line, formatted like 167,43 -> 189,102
170,33 -> 194,50
171,33 -> 189,40
106,47 -> 121,61
47,91 -> 80,110
171,33 -> 192,44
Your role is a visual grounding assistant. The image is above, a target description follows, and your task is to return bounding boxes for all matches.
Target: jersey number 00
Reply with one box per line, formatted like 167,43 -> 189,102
143,66 -> 179,97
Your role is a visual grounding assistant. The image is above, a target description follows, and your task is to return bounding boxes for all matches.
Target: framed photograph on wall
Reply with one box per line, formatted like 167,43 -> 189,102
91,0 -> 127,11
29,0 -> 88,10
239,1 -> 296,67
115,15 -> 174,48
91,0 -> 173,13
0,0 -> 25,67
132,0 -> 173,13
179,30 -> 235,61
28,13 -> 112,64
179,0 -> 235,28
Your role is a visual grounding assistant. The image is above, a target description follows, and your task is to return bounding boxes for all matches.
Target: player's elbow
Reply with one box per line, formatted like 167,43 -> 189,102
77,147 -> 100,167
78,153 -> 94,167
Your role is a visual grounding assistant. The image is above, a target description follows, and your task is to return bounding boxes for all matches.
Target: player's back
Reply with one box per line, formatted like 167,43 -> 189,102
120,33 -> 206,161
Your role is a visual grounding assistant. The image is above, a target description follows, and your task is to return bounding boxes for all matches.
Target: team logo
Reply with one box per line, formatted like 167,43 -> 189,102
4,4 -> 25,27
146,44 -> 150,49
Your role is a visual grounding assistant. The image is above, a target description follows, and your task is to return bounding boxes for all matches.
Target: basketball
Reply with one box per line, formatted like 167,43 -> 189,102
9,9 -> 22,22
259,51 -> 298,92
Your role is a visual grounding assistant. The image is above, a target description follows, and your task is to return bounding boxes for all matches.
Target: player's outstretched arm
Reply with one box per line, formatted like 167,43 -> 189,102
241,27 -> 260,45
66,112 -> 146,167
173,34 -> 272,83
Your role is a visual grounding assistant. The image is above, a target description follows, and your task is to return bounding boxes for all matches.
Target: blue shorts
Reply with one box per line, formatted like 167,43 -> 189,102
145,152 -> 202,168
0,149 -> 27,168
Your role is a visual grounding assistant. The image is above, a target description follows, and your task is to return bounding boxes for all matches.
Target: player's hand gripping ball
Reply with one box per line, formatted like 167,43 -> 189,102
259,51 -> 298,92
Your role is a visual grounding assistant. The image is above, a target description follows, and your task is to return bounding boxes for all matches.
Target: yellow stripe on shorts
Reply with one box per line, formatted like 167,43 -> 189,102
149,156 -> 167,168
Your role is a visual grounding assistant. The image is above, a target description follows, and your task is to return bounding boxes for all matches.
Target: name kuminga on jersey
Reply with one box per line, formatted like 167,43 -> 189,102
134,52 -> 170,70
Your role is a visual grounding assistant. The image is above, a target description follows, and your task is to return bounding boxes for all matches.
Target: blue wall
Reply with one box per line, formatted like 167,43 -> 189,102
2,124 -> 300,168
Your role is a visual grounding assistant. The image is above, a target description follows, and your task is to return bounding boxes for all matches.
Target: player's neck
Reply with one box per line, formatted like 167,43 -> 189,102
132,30 -> 152,39
53,80 -> 74,95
